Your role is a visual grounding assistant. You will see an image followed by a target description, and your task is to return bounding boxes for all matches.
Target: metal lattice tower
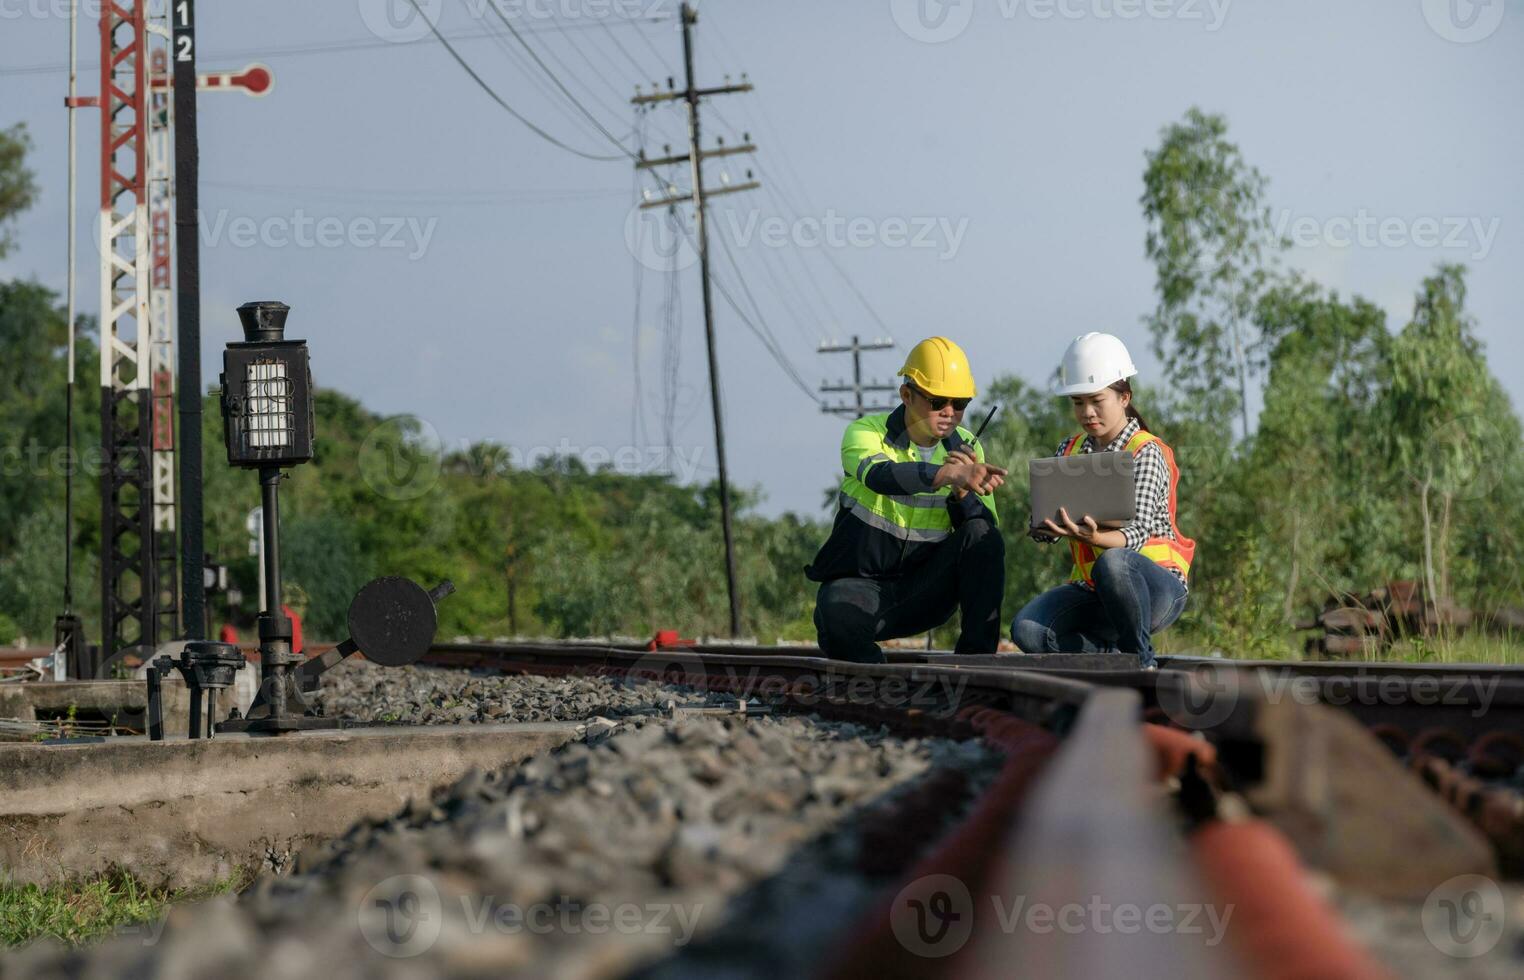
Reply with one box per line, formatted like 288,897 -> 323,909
98,0 -> 160,658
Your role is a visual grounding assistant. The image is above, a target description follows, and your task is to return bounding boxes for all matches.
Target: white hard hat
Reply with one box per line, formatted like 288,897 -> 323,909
1052,332 -> 1138,396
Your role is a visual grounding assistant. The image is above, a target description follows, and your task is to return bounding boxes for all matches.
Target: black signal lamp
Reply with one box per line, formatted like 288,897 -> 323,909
220,301 -> 314,469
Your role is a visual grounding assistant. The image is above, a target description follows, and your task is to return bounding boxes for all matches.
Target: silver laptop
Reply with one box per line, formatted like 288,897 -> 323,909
1029,451 -> 1136,529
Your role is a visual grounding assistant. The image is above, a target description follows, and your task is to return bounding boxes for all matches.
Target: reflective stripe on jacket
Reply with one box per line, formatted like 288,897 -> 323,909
806,406 -> 998,582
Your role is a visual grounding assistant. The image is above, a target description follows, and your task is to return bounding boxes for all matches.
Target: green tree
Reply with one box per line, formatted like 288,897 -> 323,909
1250,278 -> 1391,620
0,280 -> 101,641
1141,108 -> 1284,440
0,124 -> 38,258
1385,266 -> 1506,609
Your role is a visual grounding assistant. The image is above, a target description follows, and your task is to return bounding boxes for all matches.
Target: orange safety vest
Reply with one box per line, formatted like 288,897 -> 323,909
1061,428 -> 1195,586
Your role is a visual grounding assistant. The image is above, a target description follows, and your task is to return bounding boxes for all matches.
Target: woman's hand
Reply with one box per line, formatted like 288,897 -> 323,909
1040,507 -> 1102,542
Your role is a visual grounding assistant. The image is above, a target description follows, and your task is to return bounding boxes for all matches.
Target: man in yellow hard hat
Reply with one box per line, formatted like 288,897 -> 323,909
806,337 -> 1007,662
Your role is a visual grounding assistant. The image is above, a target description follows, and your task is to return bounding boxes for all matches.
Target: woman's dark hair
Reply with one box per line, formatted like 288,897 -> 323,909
1109,379 -> 1148,432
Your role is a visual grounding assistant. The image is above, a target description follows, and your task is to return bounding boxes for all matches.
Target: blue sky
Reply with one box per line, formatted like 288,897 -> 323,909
2,0 -> 1520,516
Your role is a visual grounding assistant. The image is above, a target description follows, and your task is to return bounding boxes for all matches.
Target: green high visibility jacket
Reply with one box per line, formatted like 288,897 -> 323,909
806,405 -> 999,582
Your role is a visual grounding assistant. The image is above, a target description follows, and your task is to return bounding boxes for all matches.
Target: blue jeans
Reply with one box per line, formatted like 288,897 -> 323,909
1011,548 -> 1187,666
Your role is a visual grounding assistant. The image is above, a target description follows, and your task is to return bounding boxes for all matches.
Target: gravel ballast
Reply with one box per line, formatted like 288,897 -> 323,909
3,664 -> 998,979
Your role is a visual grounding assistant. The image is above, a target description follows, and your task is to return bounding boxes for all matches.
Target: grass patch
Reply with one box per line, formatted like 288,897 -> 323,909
0,868 -> 251,949
1159,626 -> 1523,664
1386,630 -> 1524,665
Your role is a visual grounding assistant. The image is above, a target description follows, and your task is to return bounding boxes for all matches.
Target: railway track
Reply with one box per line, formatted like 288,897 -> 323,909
424,640 -> 1524,753
6,642 -> 1519,976
409,640 -> 1522,976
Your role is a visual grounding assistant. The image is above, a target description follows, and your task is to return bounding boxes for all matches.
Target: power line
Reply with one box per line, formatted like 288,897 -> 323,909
712,194 -> 831,351
406,0 -> 626,162
543,13 -> 645,113
200,179 -> 627,205
479,5 -> 634,137
630,115 -> 650,448
0,19 -> 669,76
597,14 -> 655,79
481,0 -> 637,159
688,8 -> 890,338
473,12 -> 620,138
757,178 -> 846,333
630,15 -> 679,75
655,192 -> 819,403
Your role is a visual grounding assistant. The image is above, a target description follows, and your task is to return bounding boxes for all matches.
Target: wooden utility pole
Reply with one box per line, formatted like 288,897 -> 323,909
631,3 -> 755,637
819,336 -> 897,418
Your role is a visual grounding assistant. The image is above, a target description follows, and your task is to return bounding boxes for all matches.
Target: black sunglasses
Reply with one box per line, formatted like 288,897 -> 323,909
907,385 -> 971,412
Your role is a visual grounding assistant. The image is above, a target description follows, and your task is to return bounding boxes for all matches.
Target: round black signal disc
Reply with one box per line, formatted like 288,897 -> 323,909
347,576 -> 437,667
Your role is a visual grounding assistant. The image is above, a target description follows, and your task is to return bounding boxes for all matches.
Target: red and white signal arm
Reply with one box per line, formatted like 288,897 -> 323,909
149,63 -> 273,96
200,63 -> 273,97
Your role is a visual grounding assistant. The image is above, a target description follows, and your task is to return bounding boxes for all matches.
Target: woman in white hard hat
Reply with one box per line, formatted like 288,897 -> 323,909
1012,333 -> 1196,667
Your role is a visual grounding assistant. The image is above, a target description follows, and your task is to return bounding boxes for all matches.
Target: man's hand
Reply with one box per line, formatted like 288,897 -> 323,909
939,449 -> 1006,497
1040,506 -> 1101,542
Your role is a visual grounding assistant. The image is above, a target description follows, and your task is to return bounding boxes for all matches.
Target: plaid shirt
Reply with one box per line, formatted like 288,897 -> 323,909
1034,417 -> 1186,586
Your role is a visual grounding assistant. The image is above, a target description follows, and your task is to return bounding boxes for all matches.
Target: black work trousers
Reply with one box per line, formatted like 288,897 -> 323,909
813,517 -> 1005,663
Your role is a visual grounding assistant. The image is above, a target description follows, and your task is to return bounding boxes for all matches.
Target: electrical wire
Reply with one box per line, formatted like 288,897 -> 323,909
690,209 -> 822,405
693,9 -> 892,339
719,199 -> 827,349
543,14 -> 644,114
481,5 -> 634,134
0,18 -> 670,76
200,179 -> 628,205
480,0 -> 638,160
630,114 -> 650,448
406,0 -> 627,162
630,15 -> 679,76
596,13 -> 655,80
473,12 -> 616,136
661,220 -> 683,454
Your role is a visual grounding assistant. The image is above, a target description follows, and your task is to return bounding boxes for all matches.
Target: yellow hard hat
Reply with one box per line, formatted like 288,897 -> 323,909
898,336 -> 977,399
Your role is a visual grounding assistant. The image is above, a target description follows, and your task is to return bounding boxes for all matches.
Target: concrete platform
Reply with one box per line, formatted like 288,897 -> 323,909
0,679 -> 191,736
0,721 -> 582,888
